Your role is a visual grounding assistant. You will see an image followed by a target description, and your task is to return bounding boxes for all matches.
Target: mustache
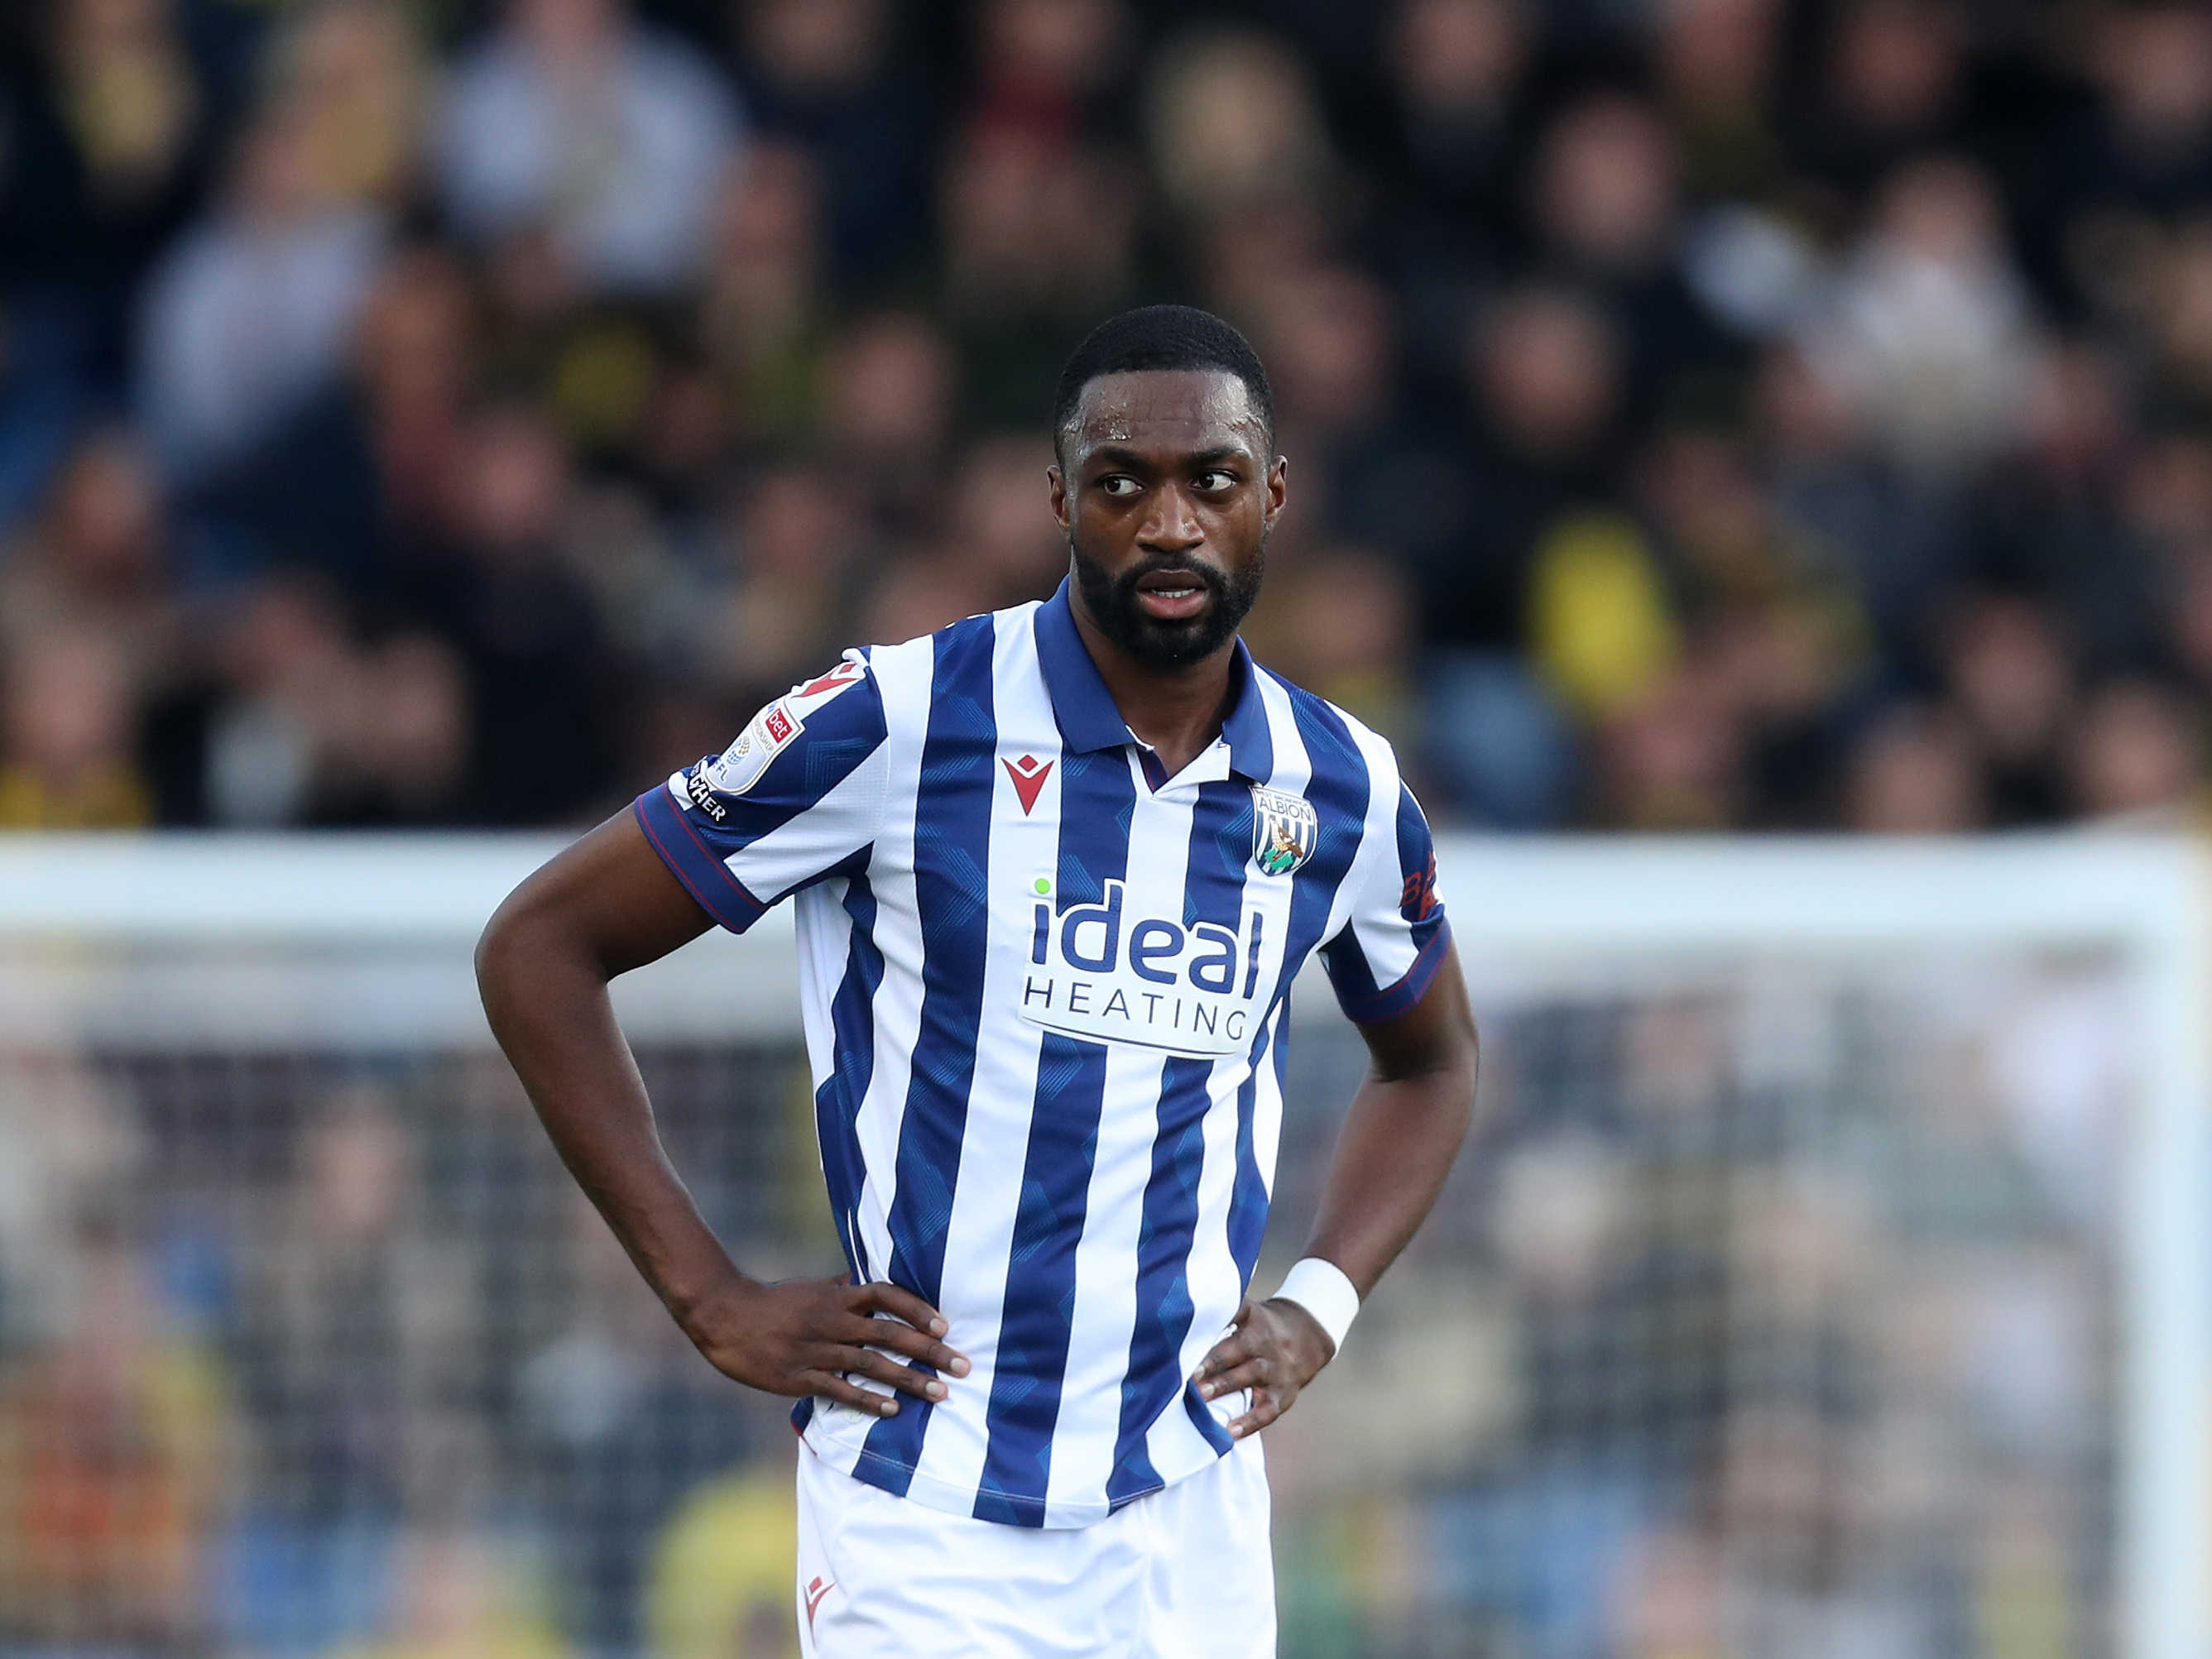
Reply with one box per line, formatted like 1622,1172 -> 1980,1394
1113,556 -> 1229,598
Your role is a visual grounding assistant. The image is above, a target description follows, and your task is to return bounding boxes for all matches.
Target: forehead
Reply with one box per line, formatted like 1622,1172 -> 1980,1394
1066,369 -> 1266,463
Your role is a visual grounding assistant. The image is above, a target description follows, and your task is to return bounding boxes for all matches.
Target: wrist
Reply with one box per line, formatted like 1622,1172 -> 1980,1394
1274,1257 -> 1360,1355
664,1264 -> 758,1335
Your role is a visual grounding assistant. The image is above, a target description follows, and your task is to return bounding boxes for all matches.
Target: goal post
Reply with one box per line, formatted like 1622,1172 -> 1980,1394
0,832 -> 2202,1659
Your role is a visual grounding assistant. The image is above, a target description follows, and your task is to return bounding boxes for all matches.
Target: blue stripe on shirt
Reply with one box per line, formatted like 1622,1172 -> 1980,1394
1102,775 -> 1257,1504
856,613 -> 999,1491
816,866 -> 883,1283
972,744 -> 1135,1526
1105,1052 -> 1220,1507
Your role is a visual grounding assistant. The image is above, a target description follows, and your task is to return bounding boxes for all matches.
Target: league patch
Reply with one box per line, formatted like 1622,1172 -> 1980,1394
697,655 -> 870,799
703,700 -> 799,796
1250,784 -> 1318,877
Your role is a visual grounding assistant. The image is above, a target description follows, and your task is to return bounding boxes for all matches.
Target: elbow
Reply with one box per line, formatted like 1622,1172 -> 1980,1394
474,901 -> 518,1013
475,889 -> 545,1016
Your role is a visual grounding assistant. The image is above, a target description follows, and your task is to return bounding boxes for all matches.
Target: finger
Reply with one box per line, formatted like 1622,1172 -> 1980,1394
842,1347 -> 950,1402
1194,1332 -> 1253,1380
804,1374 -> 901,1417
1197,1355 -> 1274,1399
852,1281 -> 953,1340
1228,1391 -> 1286,1439
841,1316 -> 972,1378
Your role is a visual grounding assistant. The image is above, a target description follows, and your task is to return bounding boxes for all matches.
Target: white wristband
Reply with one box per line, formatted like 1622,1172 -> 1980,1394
1274,1257 -> 1360,1353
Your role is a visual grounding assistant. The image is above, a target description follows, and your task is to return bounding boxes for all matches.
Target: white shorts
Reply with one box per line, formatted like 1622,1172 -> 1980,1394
794,1435 -> 1276,1658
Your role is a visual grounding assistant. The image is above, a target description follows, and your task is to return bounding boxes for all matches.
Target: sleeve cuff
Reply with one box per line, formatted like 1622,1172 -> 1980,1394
1333,918 -> 1452,1025
633,785 -> 769,933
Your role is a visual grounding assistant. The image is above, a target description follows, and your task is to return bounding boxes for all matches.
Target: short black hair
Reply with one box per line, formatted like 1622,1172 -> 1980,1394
1052,304 -> 1274,461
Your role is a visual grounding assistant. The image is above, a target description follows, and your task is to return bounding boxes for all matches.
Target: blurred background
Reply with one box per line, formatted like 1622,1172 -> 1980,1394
0,1 -> 2205,1657
7,0 -> 2212,834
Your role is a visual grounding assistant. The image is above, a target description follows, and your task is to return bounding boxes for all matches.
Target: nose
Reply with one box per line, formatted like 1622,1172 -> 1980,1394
1135,484 -> 1203,555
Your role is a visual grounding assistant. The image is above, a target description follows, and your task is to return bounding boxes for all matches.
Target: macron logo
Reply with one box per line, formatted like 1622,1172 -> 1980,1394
804,1575 -> 835,1632
1004,755 -> 1053,815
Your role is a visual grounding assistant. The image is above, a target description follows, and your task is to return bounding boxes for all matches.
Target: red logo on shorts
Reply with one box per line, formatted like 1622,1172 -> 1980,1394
1003,755 -> 1053,815
805,1575 -> 836,1632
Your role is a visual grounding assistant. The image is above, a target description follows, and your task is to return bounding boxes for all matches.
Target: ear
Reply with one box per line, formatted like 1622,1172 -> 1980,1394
1263,455 -> 1288,529
1048,463 -> 1070,533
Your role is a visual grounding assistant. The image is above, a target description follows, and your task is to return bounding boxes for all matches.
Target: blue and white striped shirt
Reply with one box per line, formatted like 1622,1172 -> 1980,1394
634,581 -> 1451,1528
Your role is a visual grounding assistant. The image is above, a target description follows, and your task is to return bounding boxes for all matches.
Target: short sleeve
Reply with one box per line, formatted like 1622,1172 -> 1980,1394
1317,780 -> 1452,1024
632,652 -> 888,933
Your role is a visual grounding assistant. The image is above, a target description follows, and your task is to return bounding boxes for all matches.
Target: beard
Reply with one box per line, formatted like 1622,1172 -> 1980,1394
1070,539 -> 1266,669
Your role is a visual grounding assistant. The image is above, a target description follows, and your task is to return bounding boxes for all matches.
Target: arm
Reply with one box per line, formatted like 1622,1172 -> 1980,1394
1194,943 -> 1480,1436
475,808 -> 968,1418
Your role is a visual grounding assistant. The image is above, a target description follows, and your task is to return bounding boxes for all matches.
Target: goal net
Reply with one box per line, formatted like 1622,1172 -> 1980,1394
0,834 -> 2201,1659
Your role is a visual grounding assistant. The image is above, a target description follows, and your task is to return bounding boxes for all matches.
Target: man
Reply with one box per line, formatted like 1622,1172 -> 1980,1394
477,305 -> 1479,1656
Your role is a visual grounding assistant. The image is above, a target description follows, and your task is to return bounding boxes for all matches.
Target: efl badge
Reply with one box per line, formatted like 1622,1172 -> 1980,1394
701,655 -> 867,798
702,704 -> 792,796
1250,785 -> 1317,877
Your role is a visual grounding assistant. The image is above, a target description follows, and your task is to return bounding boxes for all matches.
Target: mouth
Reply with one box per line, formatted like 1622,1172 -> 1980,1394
1131,568 -> 1212,623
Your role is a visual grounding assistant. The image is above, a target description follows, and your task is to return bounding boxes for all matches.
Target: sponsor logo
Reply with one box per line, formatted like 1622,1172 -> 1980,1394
1017,879 -> 1269,1057
1003,754 -> 1053,815
684,769 -> 727,821
805,1575 -> 836,1632
1400,851 -> 1440,921
1251,785 -> 1317,876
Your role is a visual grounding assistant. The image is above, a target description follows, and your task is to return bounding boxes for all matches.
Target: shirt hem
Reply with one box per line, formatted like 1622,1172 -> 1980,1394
798,1407 -> 1226,1531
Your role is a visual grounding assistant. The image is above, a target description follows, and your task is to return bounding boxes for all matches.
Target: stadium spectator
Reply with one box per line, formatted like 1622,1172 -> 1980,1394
1793,0 -> 1970,200
0,627 -> 153,828
699,140 -> 828,448
1801,154 -> 2041,474
733,0 -> 932,292
0,0 -> 216,400
135,105 -> 389,483
1369,0 -> 1530,311
1525,93 -> 1743,421
2066,678 -> 2207,824
0,1211 -> 230,1650
0,429 -> 177,693
435,0 -> 742,295
1844,702 -> 1985,832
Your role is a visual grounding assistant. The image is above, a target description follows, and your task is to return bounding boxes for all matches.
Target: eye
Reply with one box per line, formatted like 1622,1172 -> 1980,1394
1097,475 -> 1141,498
1196,470 -> 1236,491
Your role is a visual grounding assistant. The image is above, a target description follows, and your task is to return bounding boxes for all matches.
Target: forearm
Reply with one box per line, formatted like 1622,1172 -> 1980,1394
477,913 -> 744,1323
1298,1057 -> 1476,1297
1197,1032 -> 1475,1432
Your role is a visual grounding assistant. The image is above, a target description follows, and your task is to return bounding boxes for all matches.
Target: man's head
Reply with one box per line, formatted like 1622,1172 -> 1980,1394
1048,304 -> 1284,669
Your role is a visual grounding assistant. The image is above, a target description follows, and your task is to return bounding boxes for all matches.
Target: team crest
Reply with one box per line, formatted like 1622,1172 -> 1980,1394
1250,785 -> 1317,877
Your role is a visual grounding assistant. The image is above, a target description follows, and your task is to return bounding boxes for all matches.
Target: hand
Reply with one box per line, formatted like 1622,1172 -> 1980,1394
680,1274 -> 972,1418
1192,1297 -> 1336,1439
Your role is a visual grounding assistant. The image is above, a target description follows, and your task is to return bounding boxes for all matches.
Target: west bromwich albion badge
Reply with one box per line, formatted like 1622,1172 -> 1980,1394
1250,785 -> 1317,876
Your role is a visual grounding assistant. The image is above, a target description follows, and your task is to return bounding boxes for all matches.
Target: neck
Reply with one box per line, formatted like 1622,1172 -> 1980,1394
1068,599 -> 1239,779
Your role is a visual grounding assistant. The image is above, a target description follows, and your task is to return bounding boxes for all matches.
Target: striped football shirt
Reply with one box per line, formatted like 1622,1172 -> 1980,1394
633,579 -> 1451,1529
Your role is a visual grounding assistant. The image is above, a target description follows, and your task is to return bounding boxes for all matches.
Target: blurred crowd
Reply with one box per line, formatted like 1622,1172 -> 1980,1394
7,0 -> 2212,830
0,1045 -> 822,1657
0,965 -> 2122,1658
